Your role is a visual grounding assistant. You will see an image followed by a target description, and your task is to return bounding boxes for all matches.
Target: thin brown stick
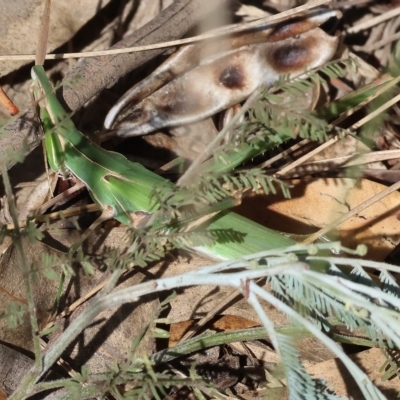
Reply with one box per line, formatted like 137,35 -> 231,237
0,86 -> 19,115
35,0 -> 51,66
346,6 -> 400,34
0,0 -> 331,62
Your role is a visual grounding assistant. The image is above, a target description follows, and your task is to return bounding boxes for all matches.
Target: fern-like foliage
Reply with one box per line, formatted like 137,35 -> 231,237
271,252 -> 400,359
235,59 -> 357,146
152,168 -> 290,216
277,59 -> 358,95
218,244 -> 394,399
277,333 -> 344,400
268,264 -> 392,349
0,301 -> 27,329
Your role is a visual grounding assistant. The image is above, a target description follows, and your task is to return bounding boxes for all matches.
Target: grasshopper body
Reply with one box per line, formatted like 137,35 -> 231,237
31,65 -> 295,259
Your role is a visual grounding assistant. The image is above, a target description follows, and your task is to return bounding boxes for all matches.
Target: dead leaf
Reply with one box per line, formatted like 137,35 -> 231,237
213,314 -> 259,331
0,0 -> 112,76
237,178 -> 400,260
0,230 -> 159,376
0,239 -> 65,350
169,314 -> 259,346
0,343 -> 33,395
308,348 -> 400,399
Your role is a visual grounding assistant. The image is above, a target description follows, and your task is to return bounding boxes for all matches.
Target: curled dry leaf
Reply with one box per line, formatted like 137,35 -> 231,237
168,314 -> 259,346
240,178 -> 400,260
0,231 -> 158,381
105,9 -> 340,136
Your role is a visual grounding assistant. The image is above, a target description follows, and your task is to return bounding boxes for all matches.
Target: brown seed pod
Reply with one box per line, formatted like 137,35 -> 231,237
105,9 -> 339,137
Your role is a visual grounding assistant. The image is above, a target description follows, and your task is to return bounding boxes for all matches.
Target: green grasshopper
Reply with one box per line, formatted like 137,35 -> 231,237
31,64 -> 297,261
29,0 -> 350,262
31,0 -> 389,263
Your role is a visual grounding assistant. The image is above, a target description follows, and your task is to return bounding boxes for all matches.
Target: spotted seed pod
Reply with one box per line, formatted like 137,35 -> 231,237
105,9 -> 340,137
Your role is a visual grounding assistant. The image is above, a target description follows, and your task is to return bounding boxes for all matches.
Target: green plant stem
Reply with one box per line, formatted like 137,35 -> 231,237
177,88 -> 260,187
24,324 -> 381,399
31,374 -> 209,400
28,380 -> 104,400
152,323 -> 381,365
0,165 -> 42,369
